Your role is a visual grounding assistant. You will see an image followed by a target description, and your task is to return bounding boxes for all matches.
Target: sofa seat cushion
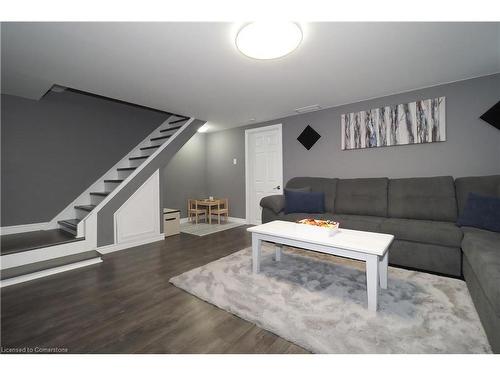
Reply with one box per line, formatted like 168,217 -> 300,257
462,227 -> 500,315
380,218 -> 463,247
332,214 -> 385,232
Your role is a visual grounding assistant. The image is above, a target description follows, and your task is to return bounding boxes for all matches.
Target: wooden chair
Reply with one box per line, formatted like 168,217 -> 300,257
187,199 -> 207,224
211,198 -> 229,224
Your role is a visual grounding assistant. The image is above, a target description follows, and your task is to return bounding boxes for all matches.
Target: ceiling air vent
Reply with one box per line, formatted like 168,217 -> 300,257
295,104 -> 322,114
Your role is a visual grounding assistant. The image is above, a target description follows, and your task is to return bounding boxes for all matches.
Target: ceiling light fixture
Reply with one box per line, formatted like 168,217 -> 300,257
236,22 -> 303,60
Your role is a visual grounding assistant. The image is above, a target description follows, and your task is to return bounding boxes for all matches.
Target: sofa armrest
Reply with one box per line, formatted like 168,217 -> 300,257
260,195 -> 285,214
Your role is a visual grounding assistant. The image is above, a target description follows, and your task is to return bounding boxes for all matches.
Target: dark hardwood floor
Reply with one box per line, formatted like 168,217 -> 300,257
0,226 -> 308,354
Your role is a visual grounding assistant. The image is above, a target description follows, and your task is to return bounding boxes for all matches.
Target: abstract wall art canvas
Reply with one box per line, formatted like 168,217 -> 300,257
341,97 -> 446,150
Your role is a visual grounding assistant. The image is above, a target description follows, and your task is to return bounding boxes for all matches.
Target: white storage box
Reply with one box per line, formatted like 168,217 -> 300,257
163,208 -> 180,237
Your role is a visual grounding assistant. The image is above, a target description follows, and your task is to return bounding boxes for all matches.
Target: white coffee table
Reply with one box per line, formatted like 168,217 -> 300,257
247,220 -> 394,312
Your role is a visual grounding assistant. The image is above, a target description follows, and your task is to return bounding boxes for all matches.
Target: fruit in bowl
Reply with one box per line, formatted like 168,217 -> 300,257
297,218 -> 340,231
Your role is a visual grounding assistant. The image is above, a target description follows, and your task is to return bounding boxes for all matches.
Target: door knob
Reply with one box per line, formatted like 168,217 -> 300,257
275,185 -> 281,190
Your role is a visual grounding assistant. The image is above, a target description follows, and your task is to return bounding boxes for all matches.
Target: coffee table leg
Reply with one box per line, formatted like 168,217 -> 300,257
252,234 -> 262,274
379,251 -> 388,289
366,255 -> 379,312
275,244 -> 282,262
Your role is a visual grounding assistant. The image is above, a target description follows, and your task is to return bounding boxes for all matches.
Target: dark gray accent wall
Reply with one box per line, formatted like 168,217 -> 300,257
97,119 -> 205,246
206,74 -> 500,219
163,132 -> 208,218
1,90 -> 169,226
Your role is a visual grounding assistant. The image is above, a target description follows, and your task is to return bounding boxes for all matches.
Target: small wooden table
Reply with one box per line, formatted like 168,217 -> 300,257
195,199 -> 221,224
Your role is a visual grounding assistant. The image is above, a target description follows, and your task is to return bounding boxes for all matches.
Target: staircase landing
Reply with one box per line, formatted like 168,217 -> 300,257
0,229 -> 85,256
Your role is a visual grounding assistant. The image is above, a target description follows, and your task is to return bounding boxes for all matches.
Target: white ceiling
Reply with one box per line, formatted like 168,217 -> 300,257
2,22 -> 499,131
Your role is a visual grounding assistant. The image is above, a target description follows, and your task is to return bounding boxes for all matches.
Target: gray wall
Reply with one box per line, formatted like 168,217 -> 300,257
163,132 -> 208,218
1,90 -> 168,226
206,74 -> 500,219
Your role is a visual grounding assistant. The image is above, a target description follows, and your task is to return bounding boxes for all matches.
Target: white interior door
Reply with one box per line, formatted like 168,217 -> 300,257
246,124 -> 283,225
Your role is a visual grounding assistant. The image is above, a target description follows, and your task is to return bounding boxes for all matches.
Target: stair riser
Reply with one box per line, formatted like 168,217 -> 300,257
128,158 -> 146,168
140,149 -> 157,157
75,209 -> 89,220
90,194 -> 107,206
59,225 -> 77,236
104,181 -> 122,191
117,169 -> 135,179
1,258 -> 102,288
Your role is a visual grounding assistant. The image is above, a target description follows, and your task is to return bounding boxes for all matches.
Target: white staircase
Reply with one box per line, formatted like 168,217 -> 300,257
1,113 -> 205,287
51,114 -> 192,238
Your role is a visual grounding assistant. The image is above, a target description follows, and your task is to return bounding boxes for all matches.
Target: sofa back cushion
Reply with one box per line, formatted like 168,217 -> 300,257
388,176 -> 457,221
455,175 -> 500,216
286,177 -> 337,212
335,178 -> 388,217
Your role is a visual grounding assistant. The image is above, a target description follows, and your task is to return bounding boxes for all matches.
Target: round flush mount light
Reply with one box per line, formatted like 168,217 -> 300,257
236,22 -> 302,60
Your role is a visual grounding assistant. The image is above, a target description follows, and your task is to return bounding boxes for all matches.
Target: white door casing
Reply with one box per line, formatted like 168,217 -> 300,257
245,124 -> 283,225
114,169 -> 160,244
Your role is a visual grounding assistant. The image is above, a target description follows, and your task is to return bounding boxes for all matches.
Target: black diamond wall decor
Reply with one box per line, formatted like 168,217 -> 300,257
297,125 -> 321,150
480,100 -> 500,131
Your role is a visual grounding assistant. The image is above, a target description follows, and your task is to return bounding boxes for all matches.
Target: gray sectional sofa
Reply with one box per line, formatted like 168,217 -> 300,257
260,175 -> 500,352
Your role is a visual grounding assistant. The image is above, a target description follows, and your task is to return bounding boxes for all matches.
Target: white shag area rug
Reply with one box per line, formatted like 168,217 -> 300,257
170,244 -> 491,353
180,221 -> 243,236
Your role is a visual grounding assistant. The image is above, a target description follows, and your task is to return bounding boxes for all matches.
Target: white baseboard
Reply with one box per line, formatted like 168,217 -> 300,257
97,234 -> 165,254
228,216 -> 247,224
0,222 -> 50,235
180,216 -> 247,224
0,258 -> 102,288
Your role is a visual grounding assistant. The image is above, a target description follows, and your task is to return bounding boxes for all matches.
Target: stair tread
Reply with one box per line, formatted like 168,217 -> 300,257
169,117 -> 189,124
58,219 -> 81,228
74,205 -> 96,212
104,179 -> 124,183
129,155 -> 149,160
160,126 -> 182,133
1,250 -> 100,281
150,135 -> 171,141
117,167 -> 137,171
89,191 -> 111,196
0,229 -> 84,256
140,145 -> 160,150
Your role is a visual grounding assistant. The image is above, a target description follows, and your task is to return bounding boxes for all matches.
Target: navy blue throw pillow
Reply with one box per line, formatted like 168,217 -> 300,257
284,189 -> 325,214
457,193 -> 500,233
